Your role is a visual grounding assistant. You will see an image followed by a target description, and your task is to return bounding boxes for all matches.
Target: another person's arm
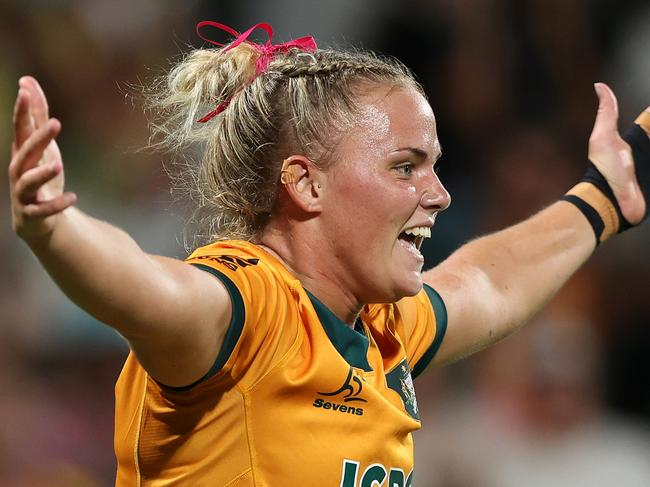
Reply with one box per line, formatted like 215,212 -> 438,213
425,84 -> 649,366
9,77 -> 231,387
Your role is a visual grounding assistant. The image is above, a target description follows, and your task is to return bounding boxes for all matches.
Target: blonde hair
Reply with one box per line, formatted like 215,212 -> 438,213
146,41 -> 421,247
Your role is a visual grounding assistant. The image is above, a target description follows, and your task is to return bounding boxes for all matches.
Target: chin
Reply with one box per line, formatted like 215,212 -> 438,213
391,271 -> 424,301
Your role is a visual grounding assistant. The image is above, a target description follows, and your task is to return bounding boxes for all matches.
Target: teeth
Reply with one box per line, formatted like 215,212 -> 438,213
415,236 -> 424,251
403,226 -> 431,238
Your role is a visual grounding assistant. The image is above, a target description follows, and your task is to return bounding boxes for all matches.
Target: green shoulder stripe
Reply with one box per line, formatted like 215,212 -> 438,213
411,284 -> 448,379
164,263 -> 246,391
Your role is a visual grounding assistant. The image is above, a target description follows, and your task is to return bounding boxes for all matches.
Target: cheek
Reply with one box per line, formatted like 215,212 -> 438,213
333,171 -> 379,214
328,166 -> 417,240
342,181 -> 391,226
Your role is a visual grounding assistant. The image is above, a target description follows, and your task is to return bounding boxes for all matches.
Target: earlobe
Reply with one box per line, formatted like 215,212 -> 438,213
279,156 -> 323,212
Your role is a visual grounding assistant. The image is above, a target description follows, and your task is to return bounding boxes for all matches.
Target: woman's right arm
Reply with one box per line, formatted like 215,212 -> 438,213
9,76 -> 231,387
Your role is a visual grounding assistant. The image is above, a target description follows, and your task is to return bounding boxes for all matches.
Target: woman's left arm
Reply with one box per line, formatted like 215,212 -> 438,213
423,83 -> 650,366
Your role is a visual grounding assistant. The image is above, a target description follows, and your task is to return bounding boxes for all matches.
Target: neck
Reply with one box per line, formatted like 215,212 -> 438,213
259,226 -> 362,327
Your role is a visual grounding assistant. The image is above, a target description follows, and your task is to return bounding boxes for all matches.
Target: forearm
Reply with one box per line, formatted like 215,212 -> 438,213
425,200 -> 595,364
424,101 -> 650,367
25,206 -> 170,338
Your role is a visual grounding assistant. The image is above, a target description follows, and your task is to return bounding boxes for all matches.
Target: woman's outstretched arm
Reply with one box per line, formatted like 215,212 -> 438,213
424,84 -> 649,366
9,76 -> 231,387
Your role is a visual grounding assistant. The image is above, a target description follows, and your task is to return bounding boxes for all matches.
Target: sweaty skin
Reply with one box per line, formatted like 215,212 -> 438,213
261,84 -> 450,324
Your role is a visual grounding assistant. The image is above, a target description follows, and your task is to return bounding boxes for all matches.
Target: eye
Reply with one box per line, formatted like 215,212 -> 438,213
394,163 -> 414,176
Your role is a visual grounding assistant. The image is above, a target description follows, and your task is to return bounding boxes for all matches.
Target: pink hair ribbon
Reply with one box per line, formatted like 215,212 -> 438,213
196,21 -> 318,123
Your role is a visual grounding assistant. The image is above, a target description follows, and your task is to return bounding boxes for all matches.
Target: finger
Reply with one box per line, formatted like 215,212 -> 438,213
12,88 -> 35,151
9,118 -> 61,181
19,76 -> 50,128
14,161 -> 62,204
591,82 -> 619,139
23,192 -> 77,219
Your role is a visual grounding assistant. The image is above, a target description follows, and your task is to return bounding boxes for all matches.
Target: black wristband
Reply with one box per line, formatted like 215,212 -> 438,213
579,163 -> 631,233
622,123 -> 650,224
562,121 -> 650,245
561,193 -> 605,242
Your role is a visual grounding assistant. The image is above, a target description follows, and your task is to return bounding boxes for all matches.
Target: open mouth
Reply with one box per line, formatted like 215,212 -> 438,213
398,226 -> 431,252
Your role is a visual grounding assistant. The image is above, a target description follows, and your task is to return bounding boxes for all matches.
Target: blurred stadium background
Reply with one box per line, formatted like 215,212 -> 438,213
1,0 -> 649,485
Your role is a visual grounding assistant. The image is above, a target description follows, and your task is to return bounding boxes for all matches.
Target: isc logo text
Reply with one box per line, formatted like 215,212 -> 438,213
339,460 -> 413,487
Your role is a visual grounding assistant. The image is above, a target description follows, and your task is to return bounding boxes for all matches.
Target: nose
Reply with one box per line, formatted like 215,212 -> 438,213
420,174 -> 451,211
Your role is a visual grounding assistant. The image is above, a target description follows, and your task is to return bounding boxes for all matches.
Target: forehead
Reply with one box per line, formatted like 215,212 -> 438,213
348,84 -> 440,159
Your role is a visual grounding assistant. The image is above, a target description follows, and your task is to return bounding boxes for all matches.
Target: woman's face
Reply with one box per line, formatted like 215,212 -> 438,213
320,83 -> 451,303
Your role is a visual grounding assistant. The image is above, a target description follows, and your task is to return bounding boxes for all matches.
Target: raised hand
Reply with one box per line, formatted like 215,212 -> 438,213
588,82 -> 647,225
9,76 -> 77,242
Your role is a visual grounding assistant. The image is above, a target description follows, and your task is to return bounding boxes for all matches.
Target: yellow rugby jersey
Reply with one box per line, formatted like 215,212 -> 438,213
114,240 -> 447,486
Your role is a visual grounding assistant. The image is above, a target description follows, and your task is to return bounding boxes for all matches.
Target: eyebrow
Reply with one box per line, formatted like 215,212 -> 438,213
392,146 -> 443,161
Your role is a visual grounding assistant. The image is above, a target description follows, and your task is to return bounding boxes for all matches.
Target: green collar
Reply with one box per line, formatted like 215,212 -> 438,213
305,290 -> 372,372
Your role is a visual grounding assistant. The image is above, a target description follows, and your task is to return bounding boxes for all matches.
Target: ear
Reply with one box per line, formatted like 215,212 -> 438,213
279,155 -> 324,212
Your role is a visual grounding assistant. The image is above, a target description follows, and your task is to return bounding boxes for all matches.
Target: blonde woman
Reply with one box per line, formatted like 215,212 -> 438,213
8,22 -> 650,486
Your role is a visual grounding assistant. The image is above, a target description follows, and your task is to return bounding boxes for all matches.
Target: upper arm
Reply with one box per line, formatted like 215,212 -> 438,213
422,203 -> 594,367
122,255 -> 233,388
422,259 -> 508,367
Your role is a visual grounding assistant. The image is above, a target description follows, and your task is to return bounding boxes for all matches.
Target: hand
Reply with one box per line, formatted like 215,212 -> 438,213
9,76 -> 77,242
588,82 -> 648,224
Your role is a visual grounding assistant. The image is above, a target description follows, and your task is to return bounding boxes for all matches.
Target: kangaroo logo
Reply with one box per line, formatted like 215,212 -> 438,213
318,367 -> 367,403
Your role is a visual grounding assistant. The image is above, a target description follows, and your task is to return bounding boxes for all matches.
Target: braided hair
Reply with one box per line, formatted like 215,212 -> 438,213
146,43 -> 422,246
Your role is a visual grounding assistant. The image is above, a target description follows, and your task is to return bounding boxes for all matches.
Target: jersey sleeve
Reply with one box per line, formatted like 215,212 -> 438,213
394,284 -> 448,379
184,248 -> 299,390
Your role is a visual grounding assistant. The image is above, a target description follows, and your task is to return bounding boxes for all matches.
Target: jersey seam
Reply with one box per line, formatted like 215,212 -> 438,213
133,374 -> 148,486
238,384 -> 259,486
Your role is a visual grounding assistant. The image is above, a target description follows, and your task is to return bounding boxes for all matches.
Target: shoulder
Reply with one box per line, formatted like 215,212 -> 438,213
366,285 -> 448,378
181,240 -> 303,387
186,240 -> 292,291
186,239 -> 299,326
188,240 -> 276,270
